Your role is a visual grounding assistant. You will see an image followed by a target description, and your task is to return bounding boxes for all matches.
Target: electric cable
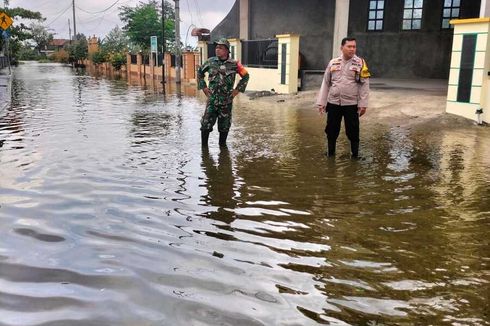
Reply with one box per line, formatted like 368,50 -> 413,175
45,3 -> 72,27
76,0 -> 121,15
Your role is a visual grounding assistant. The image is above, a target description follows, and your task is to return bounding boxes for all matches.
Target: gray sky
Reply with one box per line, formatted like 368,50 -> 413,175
10,0 -> 235,46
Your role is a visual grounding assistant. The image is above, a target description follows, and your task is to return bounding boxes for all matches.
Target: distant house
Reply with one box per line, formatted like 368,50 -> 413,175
41,39 -> 70,56
50,39 -> 70,50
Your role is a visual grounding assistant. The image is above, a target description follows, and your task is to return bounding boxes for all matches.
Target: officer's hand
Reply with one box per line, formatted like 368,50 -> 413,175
232,89 -> 239,98
203,88 -> 211,98
317,104 -> 326,114
358,107 -> 367,116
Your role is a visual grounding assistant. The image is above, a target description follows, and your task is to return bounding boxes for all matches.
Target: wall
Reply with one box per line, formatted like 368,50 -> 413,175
210,0 -> 482,79
246,67 -> 282,92
211,0 -> 335,70
348,0 -> 481,78
248,0 -> 335,70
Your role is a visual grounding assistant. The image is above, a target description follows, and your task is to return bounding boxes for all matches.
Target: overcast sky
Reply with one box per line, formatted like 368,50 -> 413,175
9,0 -> 235,46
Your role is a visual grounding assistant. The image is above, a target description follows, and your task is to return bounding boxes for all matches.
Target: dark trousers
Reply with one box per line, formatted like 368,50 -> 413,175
325,103 -> 359,156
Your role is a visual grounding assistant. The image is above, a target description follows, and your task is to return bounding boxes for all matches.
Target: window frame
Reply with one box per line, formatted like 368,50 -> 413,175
402,0 -> 424,31
367,0 -> 385,32
441,0 -> 461,29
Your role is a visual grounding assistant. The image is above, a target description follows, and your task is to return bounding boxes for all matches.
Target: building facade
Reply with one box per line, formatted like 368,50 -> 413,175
211,0 -> 481,79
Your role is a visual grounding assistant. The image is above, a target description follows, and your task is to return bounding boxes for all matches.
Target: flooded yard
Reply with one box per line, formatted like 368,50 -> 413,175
0,62 -> 489,325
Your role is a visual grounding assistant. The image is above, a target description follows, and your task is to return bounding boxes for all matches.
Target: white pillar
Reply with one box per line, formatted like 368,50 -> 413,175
197,41 -> 208,64
332,0 -> 350,58
276,34 -> 300,94
480,0 -> 490,17
228,38 -> 241,61
240,0 -> 249,40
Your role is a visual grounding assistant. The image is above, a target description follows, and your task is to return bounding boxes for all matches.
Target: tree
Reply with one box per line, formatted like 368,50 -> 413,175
101,26 -> 128,54
2,6 -> 44,61
29,22 -> 53,55
67,34 -> 88,64
91,50 -> 106,65
111,52 -> 126,70
17,42 -> 38,60
119,0 -> 175,53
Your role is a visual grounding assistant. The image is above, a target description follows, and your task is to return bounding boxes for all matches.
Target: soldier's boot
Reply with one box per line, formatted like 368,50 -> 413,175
327,140 -> 336,157
201,130 -> 210,147
351,141 -> 359,159
219,132 -> 228,147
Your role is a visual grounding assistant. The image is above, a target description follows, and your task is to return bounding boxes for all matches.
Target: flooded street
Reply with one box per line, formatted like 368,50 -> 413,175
0,62 -> 489,325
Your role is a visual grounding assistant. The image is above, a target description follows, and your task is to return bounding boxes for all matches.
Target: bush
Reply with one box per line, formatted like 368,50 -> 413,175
111,52 -> 126,71
18,47 -> 41,61
91,50 -> 107,65
50,49 -> 70,63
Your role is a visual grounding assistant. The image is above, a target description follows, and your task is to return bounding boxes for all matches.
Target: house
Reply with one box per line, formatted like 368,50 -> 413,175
41,39 -> 71,56
49,39 -> 70,51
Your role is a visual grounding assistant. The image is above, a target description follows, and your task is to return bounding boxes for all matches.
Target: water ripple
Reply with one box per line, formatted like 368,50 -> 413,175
0,62 -> 488,325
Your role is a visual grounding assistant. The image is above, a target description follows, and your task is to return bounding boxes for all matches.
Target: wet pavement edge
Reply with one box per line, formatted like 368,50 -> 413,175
0,70 -> 11,114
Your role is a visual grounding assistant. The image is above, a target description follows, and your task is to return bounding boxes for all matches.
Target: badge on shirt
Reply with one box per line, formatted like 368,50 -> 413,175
349,65 -> 360,72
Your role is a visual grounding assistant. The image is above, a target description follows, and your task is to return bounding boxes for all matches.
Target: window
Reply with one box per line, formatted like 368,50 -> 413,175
402,0 -> 423,30
442,0 -> 460,29
368,0 -> 385,31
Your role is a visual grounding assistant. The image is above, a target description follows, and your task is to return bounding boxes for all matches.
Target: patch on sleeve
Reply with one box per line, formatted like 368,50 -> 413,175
236,61 -> 248,77
360,59 -> 371,78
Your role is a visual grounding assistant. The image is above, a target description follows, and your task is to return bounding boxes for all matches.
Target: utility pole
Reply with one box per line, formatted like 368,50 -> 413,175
68,19 -> 72,44
161,0 -> 166,94
72,0 -> 77,39
174,0 -> 181,84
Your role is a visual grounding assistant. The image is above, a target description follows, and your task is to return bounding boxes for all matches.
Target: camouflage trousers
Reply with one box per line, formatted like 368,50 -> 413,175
200,102 -> 233,133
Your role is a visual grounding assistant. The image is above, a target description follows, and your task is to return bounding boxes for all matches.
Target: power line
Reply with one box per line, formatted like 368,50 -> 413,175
76,0 -> 121,15
192,0 -> 204,27
82,15 -> 107,34
45,3 -> 72,27
185,0 -> 194,26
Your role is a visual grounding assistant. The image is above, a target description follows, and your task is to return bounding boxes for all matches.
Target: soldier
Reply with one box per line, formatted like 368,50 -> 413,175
316,37 -> 370,158
197,38 -> 250,147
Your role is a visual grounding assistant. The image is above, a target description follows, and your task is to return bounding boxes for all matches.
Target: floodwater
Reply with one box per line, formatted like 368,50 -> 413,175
0,62 -> 489,326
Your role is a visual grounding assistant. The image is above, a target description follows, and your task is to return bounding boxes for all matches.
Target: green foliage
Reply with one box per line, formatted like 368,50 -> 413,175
18,45 -> 41,60
91,50 -> 107,65
119,0 -> 175,53
29,22 -> 53,54
1,7 -> 44,59
101,26 -> 128,54
111,52 -> 126,70
67,34 -> 88,63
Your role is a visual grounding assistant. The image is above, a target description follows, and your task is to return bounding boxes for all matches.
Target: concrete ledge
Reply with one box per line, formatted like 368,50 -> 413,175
0,72 -> 12,114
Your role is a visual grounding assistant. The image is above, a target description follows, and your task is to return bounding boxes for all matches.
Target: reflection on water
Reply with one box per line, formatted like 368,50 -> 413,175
0,62 -> 489,326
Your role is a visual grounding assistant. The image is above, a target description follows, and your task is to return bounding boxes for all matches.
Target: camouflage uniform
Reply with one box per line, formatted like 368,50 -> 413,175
197,49 -> 249,134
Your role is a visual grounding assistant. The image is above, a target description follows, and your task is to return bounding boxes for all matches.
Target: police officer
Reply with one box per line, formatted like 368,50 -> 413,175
197,38 -> 250,147
316,37 -> 370,158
